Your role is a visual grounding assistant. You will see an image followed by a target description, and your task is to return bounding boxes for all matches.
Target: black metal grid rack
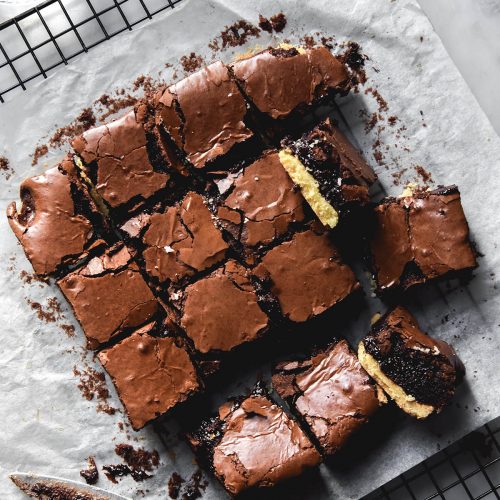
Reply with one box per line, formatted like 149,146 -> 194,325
0,0 -> 183,103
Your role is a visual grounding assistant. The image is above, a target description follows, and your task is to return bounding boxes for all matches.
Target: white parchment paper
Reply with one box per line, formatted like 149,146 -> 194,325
1,0 -> 499,498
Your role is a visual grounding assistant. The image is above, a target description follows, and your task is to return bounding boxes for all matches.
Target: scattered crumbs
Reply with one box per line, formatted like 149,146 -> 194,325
420,36 -> 424,42
19,270 -> 47,286
301,34 -> 315,49
0,155 -> 13,179
168,472 -> 185,499
60,323 -> 76,338
168,470 -> 208,500
209,20 -> 261,52
414,165 -> 433,186
365,87 -> 388,112
391,167 -> 408,186
73,365 -> 117,415
27,297 -> 62,322
80,456 -> 99,485
104,444 -> 159,483
180,52 -> 204,74
258,12 -> 287,33
94,92 -> 138,122
49,107 -> 96,149
132,74 -> 163,100
340,41 -> 368,86
388,115 -> 398,126
31,144 -> 48,166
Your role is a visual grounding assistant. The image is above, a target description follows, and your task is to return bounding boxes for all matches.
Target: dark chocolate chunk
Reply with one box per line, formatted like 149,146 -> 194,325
80,456 -> 98,485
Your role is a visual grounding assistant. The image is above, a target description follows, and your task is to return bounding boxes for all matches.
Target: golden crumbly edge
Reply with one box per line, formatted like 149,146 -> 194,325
234,43 -> 307,61
74,155 -> 109,217
278,149 -> 339,229
358,342 -> 435,419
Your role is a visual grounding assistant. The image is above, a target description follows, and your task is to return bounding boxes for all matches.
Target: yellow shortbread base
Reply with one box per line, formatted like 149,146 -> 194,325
278,149 -> 339,229
74,155 -> 109,217
358,342 -> 435,419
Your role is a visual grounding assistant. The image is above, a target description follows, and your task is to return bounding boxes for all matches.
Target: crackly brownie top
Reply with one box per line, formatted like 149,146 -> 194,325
155,61 -> 253,169
371,186 -> 477,290
57,245 -> 159,348
7,156 -> 99,276
272,340 -> 381,455
216,150 -> 305,248
231,46 -> 349,119
98,325 -> 200,430
179,260 -> 269,354
191,389 -> 320,495
253,229 -> 359,322
363,306 -> 464,408
72,104 -> 170,210
136,192 -> 229,286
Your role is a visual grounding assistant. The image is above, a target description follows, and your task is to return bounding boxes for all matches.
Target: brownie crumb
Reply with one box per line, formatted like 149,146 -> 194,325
301,35 -> 315,49
104,444 -> 159,483
167,470 -> 207,500
73,365 -> 117,415
0,155 -> 13,179
95,92 -> 138,121
415,165 -> 433,186
60,323 -> 76,337
132,75 -> 163,100
31,144 -> 48,166
168,472 -> 185,499
19,270 -> 47,286
180,52 -> 204,74
49,108 -> 97,149
210,20 -> 261,51
258,12 -> 287,33
80,456 -> 99,485
341,41 -> 368,85
27,297 -> 62,322
365,87 -> 388,112
388,115 -> 398,126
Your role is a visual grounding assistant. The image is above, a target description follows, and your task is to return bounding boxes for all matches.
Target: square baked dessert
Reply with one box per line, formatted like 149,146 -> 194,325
186,383 -> 321,496
272,339 -> 386,456
370,185 -> 477,294
154,61 -> 260,171
72,101 -> 178,221
120,191 -> 229,294
7,154 -> 107,277
215,149 -> 307,257
252,227 -> 359,323
57,243 -> 161,349
98,319 -> 202,430
358,306 -> 465,419
279,118 -> 377,229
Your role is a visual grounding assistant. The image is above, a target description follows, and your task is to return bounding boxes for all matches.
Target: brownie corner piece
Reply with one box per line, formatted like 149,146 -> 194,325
7,154 -> 107,277
278,117 -> 376,229
186,383 -> 321,496
98,320 -> 202,430
358,306 -> 465,419
57,243 -> 160,349
370,185 -> 477,294
272,339 -> 385,456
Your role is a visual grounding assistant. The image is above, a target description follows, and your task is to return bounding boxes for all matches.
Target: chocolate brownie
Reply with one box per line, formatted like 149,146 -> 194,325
370,185 -> 477,294
186,384 -> 321,496
155,61 -> 257,170
121,191 -> 229,290
72,102 -> 174,220
7,155 -> 106,276
279,118 -> 376,228
171,260 -> 270,356
99,320 -> 202,430
253,228 -> 359,323
58,244 -> 160,349
272,340 -> 385,455
215,150 -> 306,252
358,306 -> 465,418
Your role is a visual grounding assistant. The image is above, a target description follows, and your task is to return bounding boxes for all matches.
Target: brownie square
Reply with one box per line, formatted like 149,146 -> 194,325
72,101 -> 175,220
272,340 -> 385,456
7,154 -> 107,277
154,61 -> 258,170
120,191 -> 229,292
215,150 -> 306,255
98,320 -> 202,430
358,306 -> 465,419
279,117 -> 376,228
370,185 -> 477,294
186,384 -> 321,496
58,244 -> 160,349
170,260 -> 270,356
253,228 -> 359,323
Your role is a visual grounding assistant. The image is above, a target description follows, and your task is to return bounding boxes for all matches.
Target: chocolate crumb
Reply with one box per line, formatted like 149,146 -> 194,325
168,472 -> 185,499
181,470 -> 208,500
95,93 -> 138,121
258,15 -> 273,33
210,20 -> 260,51
19,270 -> 47,286
27,297 -> 62,322
341,41 -> 368,85
104,444 -> 159,483
365,87 -> 388,112
73,365 -> 117,415
180,53 -> 204,74
0,155 -> 13,179
49,108 -> 96,149
80,456 -> 99,485
388,115 -> 398,126
258,13 -> 286,33
31,144 -> 48,166
60,323 -> 76,337
414,165 -> 433,186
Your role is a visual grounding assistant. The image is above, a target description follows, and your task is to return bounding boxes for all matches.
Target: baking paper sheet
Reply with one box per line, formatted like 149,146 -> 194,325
1,0 -> 499,498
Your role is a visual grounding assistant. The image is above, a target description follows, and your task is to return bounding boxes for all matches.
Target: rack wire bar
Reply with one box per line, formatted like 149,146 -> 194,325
0,0 -> 183,102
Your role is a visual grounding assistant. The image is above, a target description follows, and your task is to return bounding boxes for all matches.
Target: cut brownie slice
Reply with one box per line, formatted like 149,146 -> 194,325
358,306 -> 465,419
121,191 -> 229,291
279,118 -> 376,229
72,101 -> 175,220
58,244 -> 160,349
7,154 -> 106,277
186,384 -> 321,496
171,260 -> 270,356
230,46 -> 350,134
215,150 -> 306,253
154,61 -> 258,170
253,228 -> 359,323
98,320 -> 202,430
370,185 -> 477,294
272,340 -> 386,456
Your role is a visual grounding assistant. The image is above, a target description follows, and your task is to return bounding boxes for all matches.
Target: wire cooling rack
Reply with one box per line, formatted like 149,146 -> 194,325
0,0 -> 183,103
